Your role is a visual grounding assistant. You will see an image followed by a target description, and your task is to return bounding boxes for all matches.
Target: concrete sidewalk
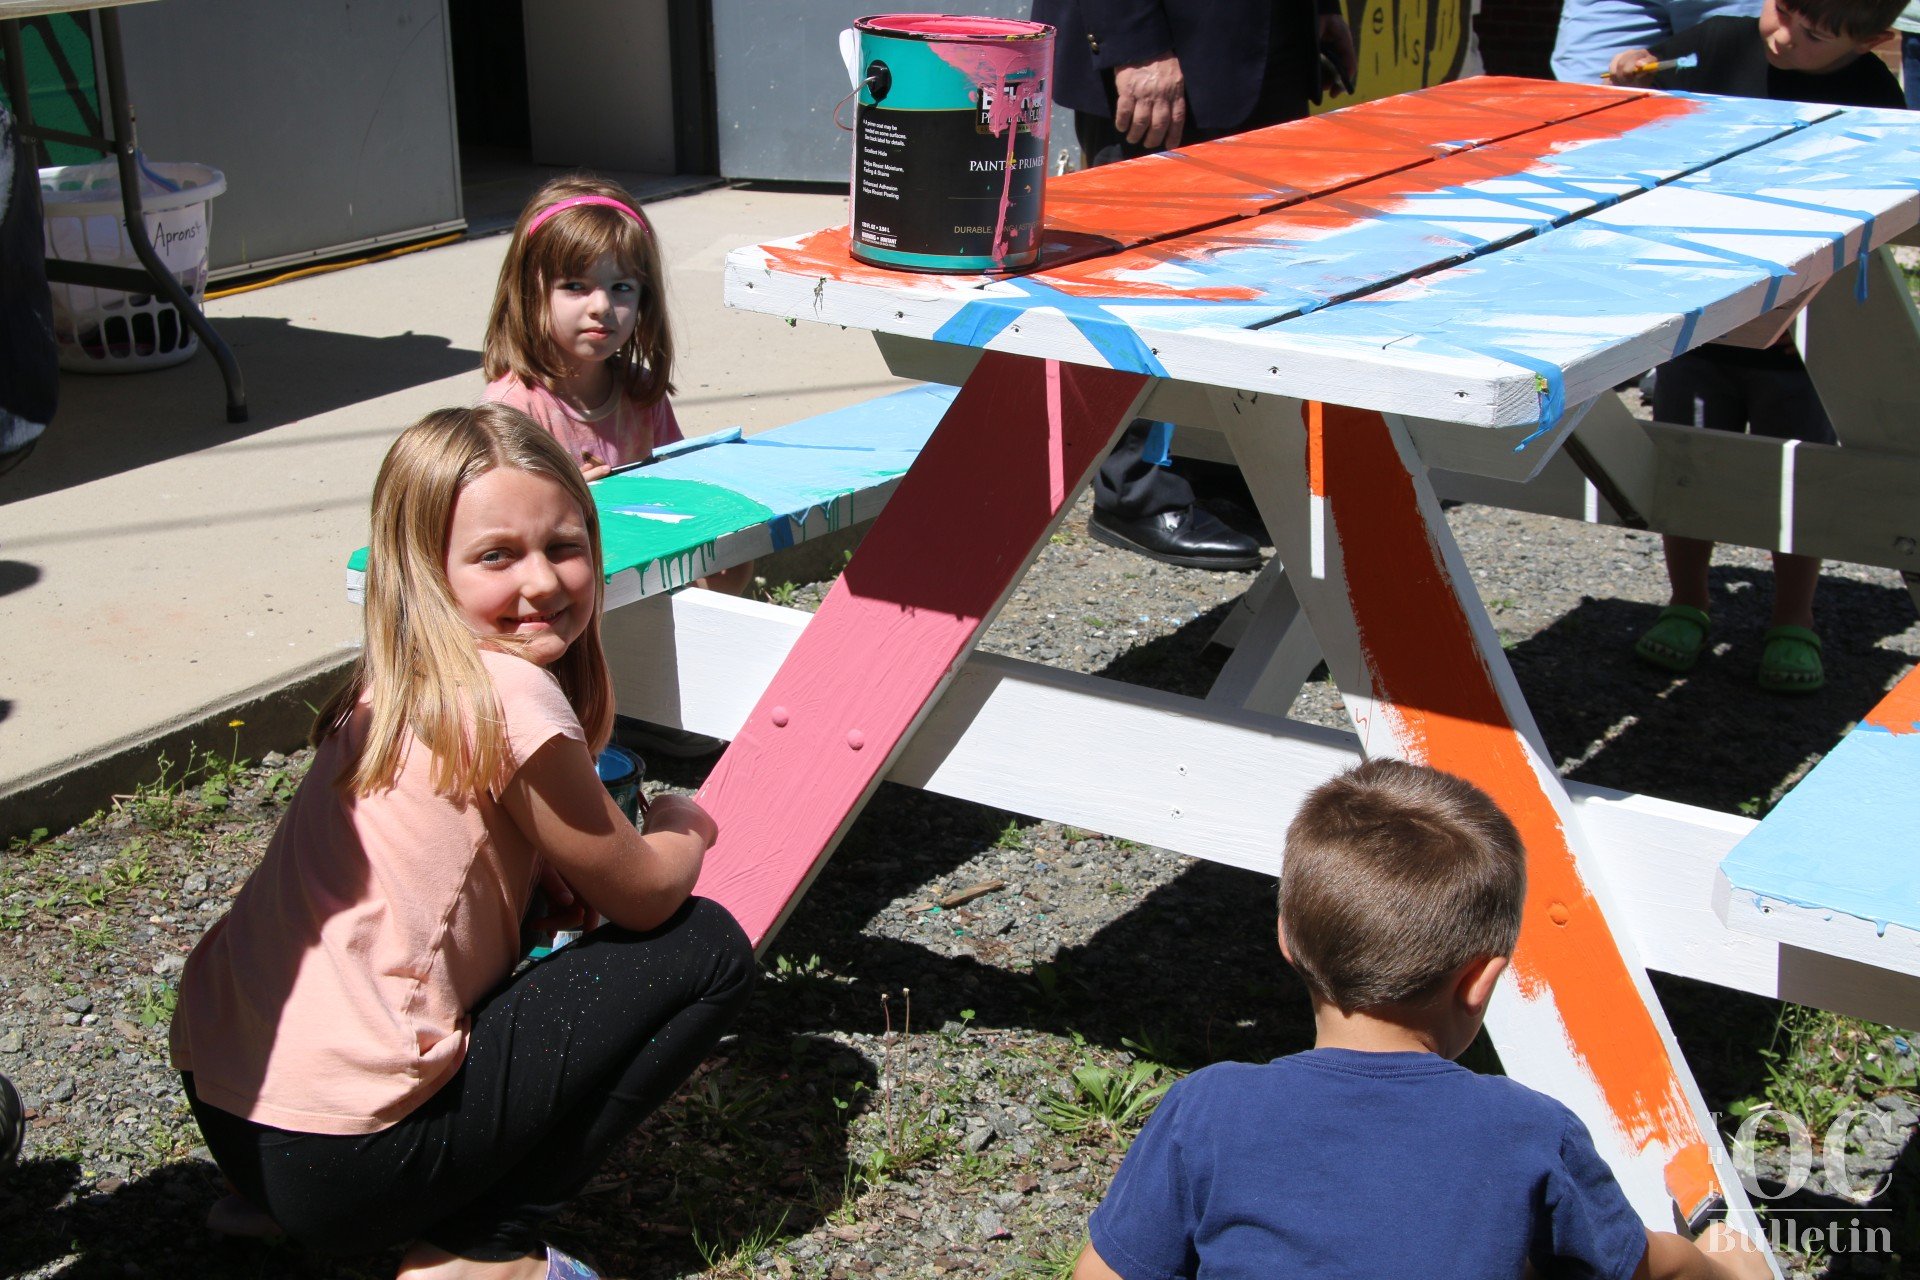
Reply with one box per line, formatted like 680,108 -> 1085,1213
0,186 -> 903,839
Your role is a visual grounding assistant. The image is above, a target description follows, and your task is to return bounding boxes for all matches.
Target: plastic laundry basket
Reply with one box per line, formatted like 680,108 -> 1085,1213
38,158 -> 226,373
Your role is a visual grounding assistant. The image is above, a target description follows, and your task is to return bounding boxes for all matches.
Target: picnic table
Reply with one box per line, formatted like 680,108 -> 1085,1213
593,75 -> 1920,1253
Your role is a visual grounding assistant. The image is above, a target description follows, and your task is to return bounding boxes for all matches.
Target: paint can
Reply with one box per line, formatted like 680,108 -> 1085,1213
596,744 -> 646,825
848,15 -> 1053,273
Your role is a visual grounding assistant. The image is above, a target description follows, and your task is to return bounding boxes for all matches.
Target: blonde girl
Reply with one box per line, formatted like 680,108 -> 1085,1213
170,405 -> 753,1280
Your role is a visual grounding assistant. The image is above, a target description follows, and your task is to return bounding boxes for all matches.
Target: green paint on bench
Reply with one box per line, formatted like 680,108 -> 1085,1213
344,385 -> 958,603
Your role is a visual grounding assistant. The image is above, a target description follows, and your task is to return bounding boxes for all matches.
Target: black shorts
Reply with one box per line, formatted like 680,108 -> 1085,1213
1651,345 -> 1836,444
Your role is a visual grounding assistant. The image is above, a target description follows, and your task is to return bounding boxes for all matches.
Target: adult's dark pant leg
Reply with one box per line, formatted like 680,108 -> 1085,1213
186,897 -> 756,1261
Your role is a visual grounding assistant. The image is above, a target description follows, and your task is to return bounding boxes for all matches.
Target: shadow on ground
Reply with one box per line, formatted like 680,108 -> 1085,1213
0,1038 -> 875,1279
3,317 -> 480,505
1512,568 -> 1917,813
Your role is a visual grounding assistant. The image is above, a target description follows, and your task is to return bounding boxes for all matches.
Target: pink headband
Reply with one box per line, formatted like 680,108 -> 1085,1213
527,195 -> 647,237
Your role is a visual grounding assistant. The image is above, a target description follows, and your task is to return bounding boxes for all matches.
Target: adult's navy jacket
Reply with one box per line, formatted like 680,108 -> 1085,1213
1031,0 -> 1333,133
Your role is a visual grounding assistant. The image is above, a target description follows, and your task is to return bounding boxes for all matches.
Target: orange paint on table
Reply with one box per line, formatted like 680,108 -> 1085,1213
759,79 -> 1667,293
1315,401 -> 1722,1220
1864,665 -> 1920,734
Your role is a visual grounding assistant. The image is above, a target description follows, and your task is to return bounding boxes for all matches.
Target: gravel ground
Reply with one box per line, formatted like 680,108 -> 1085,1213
3,478 -> 1918,1279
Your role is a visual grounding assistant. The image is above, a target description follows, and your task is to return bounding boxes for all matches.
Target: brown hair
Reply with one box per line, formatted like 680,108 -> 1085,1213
482,174 -> 674,408
1780,0 -> 1903,38
315,403 -> 614,797
1278,759 -> 1525,1013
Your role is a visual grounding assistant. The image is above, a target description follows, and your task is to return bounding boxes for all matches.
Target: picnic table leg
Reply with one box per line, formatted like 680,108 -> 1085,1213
1223,393 -> 1769,1247
691,351 -> 1153,949
1204,562 -> 1323,716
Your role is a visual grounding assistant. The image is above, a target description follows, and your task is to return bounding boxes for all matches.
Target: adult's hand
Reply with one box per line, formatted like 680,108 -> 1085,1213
1318,13 -> 1358,92
1113,52 -> 1187,150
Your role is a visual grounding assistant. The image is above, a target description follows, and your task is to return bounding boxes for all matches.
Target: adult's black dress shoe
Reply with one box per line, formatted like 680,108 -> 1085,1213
1089,503 -> 1262,571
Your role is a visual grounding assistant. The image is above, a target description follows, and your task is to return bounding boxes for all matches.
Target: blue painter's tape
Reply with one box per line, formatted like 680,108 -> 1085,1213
932,279 -> 1174,376
1143,421 -> 1175,467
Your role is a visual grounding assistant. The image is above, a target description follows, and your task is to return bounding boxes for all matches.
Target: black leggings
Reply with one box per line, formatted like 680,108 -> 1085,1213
184,897 -> 755,1261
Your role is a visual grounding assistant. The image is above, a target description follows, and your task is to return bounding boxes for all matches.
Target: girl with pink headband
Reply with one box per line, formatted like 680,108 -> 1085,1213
482,175 -> 679,484
482,176 -> 751,757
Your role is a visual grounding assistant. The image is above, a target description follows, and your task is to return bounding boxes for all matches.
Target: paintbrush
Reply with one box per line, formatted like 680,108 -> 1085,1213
600,427 -> 746,477
1601,52 -> 1698,81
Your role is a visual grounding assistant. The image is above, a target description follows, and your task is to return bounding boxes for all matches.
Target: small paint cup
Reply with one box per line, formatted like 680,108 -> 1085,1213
596,743 -> 647,825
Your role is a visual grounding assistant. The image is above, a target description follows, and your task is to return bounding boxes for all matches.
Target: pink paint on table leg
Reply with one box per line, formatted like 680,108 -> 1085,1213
1045,358 -> 1066,507
693,353 -> 1150,946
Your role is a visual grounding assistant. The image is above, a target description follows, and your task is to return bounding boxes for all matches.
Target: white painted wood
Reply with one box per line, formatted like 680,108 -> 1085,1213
1207,557 -> 1282,652
1804,247 -> 1920,457
602,588 -> 1920,1028
1432,407 -> 1920,574
872,331 -> 1232,433
1640,424 -> 1920,568
1205,566 -> 1323,716
1402,397 -> 1596,483
1714,872 -> 1920,980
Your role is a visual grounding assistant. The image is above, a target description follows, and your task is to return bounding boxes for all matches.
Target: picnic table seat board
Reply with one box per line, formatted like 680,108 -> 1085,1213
343,384 -> 956,607
1716,666 -> 1920,976
726,78 -> 1920,430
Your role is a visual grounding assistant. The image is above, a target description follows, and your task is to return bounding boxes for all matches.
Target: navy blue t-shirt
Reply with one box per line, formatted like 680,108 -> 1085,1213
1089,1049 -> 1646,1280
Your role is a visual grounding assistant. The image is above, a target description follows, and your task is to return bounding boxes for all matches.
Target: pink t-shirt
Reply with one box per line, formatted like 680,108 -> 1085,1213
170,650 -> 584,1135
484,373 -> 684,470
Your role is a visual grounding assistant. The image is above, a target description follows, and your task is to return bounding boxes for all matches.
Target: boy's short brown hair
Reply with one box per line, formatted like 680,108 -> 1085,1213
1785,0 -> 1903,39
1278,760 -> 1526,1012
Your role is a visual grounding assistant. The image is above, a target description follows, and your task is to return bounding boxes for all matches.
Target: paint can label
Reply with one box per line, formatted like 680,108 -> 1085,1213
850,17 -> 1053,273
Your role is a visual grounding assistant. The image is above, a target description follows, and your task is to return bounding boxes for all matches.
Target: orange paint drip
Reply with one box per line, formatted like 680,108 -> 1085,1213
1865,665 -> 1920,734
1315,402 -> 1719,1215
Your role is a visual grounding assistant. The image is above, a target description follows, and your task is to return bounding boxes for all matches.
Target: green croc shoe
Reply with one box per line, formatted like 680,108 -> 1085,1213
1634,604 -> 1711,673
1759,625 -> 1824,693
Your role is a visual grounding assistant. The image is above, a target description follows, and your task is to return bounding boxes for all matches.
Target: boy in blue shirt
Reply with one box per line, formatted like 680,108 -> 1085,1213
1609,0 -> 1905,693
1073,760 -> 1770,1280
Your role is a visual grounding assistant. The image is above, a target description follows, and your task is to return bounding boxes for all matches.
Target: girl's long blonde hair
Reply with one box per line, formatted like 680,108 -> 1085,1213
482,174 -> 675,409
316,404 -> 615,797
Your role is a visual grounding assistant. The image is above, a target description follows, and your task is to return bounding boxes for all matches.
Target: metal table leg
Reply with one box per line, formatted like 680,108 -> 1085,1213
4,10 -> 247,423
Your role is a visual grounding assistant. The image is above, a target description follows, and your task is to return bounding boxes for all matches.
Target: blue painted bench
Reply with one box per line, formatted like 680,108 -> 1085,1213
346,383 -> 957,608
1715,666 -> 1920,980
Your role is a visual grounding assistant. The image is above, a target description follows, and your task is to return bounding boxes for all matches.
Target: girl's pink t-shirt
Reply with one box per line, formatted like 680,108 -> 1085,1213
484,374 -> 684,470
169,650 -> 584,1135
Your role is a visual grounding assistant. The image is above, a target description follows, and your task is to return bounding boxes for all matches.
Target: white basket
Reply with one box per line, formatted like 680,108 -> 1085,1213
39,159 -> 227,373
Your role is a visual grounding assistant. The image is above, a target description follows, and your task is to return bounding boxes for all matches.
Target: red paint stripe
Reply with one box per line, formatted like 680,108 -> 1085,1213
692,354 -> 1150,945
1865,664 -> 1920,734
1315,401 -> 1721,1219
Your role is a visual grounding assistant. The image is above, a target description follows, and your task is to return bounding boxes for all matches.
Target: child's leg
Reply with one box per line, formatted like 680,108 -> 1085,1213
1770,551 -> 1819,630
184,898 -> 754,1262
1635,352 -> 1732,669
1662,534 -> 1714,611
416,898 -> 755,1259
